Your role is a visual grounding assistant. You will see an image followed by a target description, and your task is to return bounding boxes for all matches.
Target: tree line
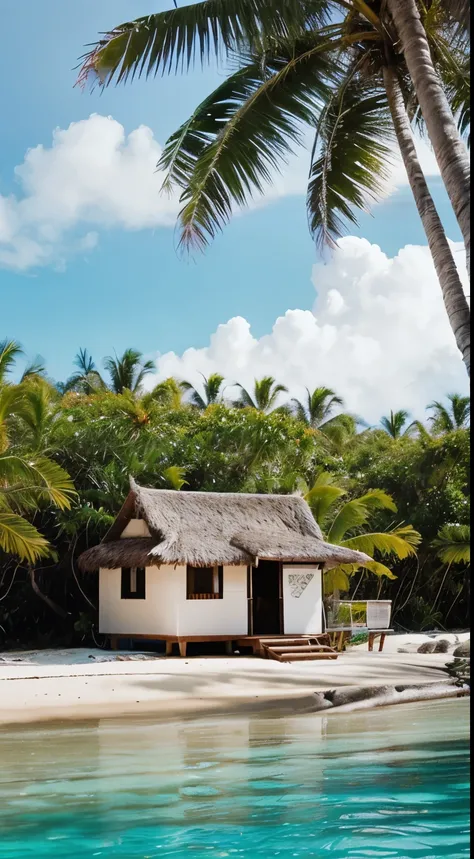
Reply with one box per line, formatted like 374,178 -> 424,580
0,338 -> 470,648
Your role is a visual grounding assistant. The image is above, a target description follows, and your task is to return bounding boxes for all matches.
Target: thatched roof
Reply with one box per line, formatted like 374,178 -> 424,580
78,481 -> 371,572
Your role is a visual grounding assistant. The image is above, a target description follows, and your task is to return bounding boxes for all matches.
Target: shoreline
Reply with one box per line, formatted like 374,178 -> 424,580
0,640 -> 469,727
0,679 -> 468,729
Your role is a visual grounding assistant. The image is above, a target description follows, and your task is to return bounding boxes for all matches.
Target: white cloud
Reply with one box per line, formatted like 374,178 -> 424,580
147,237 -> 469,423
0,114 -> 442,271
0,114 -> 179,271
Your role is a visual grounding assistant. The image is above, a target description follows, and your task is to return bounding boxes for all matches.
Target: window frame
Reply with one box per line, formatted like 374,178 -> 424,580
186,565 -> 224,600
121,566 -> 146,600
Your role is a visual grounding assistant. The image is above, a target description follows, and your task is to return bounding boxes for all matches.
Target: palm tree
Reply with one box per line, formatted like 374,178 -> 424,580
62,348 -> 106,395
291,387 -> 360,451
78,1 -> 470,372
180,373 -> 225,408
379,410 -> 416,439
14,379 -> 62,452
103,348 -> 155,394
291,387 -> 344,428
304,471 -> 421,593
427,393 -> 470,433
233,376 -> 288,413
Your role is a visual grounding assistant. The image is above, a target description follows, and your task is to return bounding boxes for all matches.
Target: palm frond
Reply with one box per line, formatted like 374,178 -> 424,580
21,356 -> 46,381
307,77 -> 394,248
0,512 -> 52,563
159,33 -> 335,250
180,380 -> 207,409
291,397 -> 310,424
0,454 -> 76,511
304,483 -> 346,528
146,377 -> 183,408
77,0 -> 329,87
432,523 -> 470,565
323,566 -> 351,592
341,525 -> 421,559
379,409 -> 411,438
326,497 -> 372,543
357,559 -> 398,579
0,340 -> 23,383
163,465 -> 188,490
233,384 -> 257,409
356,488 -> 397,512
441,0 -> 470,36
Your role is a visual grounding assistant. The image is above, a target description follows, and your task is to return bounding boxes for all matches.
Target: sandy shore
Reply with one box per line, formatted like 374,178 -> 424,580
0,633 -> 468,726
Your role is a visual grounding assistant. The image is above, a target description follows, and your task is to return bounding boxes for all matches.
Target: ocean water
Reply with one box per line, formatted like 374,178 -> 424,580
0,698 -> 469,859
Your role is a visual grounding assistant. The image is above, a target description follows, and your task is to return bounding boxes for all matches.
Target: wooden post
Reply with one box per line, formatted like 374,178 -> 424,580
378,633 -> 386,652
110,635 -> 118,651
165,640 -> 173,656
178,640 -> 187,658
225,640 -> 233,655
368,632 -> 375,652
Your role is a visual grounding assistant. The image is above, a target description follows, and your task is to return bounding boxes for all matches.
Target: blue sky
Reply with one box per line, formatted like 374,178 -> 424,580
1,0 -> 467,418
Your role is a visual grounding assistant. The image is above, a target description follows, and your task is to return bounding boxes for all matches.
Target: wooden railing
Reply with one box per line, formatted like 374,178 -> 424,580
188,593 -> 221,600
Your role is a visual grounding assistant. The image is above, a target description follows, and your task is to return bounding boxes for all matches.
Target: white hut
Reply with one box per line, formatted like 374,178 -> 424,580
78,481 -> 370,657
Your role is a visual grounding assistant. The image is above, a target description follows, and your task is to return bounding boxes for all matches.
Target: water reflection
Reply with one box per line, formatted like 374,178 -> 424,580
0,698 -> 469,859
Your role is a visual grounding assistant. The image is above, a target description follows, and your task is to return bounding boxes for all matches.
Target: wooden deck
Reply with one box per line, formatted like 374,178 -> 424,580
108,632 -> 337,659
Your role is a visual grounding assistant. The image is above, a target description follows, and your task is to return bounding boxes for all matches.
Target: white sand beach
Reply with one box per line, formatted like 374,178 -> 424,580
0,633 -> 468,725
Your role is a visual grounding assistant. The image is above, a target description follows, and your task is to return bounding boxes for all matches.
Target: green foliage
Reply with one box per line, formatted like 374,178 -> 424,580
432,523 -> 470,565
304,472 -> 421,593
0,345 -> 470,645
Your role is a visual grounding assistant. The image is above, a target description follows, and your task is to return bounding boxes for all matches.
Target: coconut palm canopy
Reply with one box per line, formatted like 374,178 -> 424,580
78,480 -> 371,572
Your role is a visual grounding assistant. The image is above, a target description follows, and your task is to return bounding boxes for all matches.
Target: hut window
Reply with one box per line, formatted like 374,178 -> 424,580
121,567 -> 146,599
186,565 -> 223,600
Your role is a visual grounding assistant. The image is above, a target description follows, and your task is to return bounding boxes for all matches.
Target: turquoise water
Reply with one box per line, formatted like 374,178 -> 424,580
0,698 -> 469,859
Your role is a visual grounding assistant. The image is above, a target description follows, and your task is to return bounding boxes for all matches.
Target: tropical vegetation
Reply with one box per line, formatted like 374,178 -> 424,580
0,339 -> 469,647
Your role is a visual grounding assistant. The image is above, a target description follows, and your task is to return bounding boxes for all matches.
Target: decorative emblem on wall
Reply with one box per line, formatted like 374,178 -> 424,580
288,573 -> 314,598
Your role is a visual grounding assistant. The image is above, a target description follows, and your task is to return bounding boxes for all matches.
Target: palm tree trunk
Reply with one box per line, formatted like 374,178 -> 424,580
386,0 -> 470,275
383,65 -> 470,375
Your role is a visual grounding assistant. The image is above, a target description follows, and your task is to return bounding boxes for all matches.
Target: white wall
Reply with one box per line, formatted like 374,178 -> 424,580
99,566 -> 178,635
176,565 -> 248,636
282,565 -> 322,634
99,564 -> 249,637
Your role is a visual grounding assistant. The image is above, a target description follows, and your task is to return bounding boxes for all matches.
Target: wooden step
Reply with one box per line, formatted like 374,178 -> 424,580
263,644 -> 335,653
258,637 -> 318,646
275,652 -> 337,662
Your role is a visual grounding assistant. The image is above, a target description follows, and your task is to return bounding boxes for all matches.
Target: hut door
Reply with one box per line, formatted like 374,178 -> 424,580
251,562 -> 282,635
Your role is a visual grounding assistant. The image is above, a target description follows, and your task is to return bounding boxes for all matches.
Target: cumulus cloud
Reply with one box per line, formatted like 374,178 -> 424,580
147,237 -> 469,423
1,113 -> 441,271
0,114 -> 179,271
